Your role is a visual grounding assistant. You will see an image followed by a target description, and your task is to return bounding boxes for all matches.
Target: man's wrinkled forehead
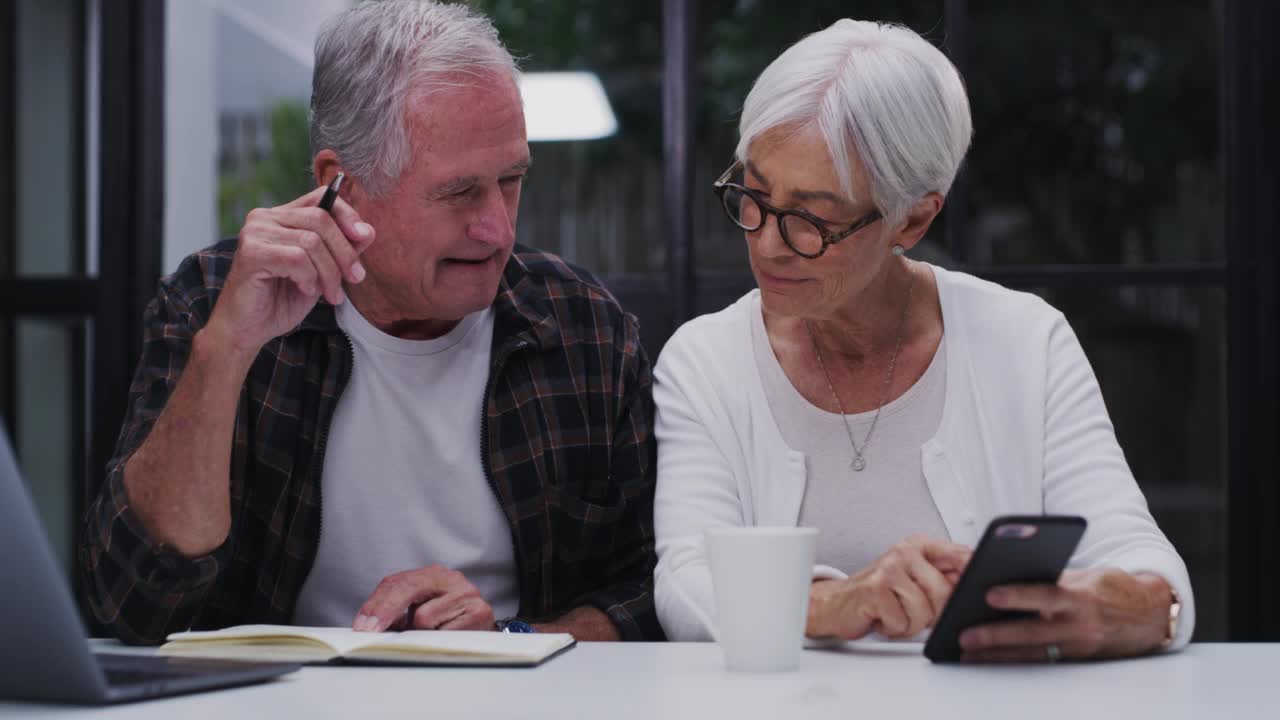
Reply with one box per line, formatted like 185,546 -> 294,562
408,73 -> 523,136
402,73 -> 528,171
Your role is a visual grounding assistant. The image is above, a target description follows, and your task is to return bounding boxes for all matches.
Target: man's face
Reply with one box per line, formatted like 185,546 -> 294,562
352,71 -> 529,327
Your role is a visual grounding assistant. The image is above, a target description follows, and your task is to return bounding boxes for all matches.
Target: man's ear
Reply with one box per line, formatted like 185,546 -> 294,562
313,150 -> 342,190
894,192 -> 945,251
312,150 -> 366,208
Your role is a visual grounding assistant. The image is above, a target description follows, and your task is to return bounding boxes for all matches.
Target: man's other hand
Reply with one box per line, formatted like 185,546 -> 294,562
353,565 -> 496,632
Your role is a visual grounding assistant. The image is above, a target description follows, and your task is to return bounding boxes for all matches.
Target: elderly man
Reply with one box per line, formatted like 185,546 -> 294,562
80,0 -> 662,644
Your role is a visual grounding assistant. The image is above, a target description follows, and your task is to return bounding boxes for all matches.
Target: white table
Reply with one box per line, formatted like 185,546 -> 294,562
1,642 -> 1273,719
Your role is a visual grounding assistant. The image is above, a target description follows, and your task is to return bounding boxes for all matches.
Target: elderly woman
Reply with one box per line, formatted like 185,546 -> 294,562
653,20 -> 1193,661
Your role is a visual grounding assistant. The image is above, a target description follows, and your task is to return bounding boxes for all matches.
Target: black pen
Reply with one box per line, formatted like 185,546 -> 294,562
319,172 -> 345,212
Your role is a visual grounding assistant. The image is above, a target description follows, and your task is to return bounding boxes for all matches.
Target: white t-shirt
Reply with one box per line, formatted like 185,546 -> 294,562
292,300 -> 519,627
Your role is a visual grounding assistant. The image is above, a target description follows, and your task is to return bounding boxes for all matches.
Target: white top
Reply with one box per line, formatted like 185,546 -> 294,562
652,264 -> 1195,647
293,301 -> 519,627
32,640 -> 1273,720
752,293 -> 951,575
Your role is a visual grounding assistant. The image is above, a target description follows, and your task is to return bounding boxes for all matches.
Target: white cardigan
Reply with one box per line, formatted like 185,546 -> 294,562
652,264 -> 1194,649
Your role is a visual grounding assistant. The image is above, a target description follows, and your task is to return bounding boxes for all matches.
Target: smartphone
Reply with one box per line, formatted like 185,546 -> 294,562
923,515 -> 1087,663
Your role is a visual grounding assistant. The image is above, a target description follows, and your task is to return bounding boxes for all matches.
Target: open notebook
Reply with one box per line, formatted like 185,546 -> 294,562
160,625 -> 576,667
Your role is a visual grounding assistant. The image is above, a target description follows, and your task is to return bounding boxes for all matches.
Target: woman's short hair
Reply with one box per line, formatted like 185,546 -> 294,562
310,0 -> 520,197
736,19 -> 973,224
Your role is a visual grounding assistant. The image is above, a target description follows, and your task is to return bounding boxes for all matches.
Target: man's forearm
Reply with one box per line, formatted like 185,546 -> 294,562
122,323 -> 257,557
531,605 -> 621,641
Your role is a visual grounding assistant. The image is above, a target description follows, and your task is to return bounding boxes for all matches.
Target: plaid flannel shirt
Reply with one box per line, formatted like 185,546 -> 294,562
79,239 -> 664,644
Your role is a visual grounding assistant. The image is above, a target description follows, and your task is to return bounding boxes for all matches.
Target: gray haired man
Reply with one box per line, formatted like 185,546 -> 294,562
80,0 -> 663,643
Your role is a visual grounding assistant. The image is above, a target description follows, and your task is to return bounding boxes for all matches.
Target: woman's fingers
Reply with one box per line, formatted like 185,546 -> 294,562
960,616 -> 1069,650
821,537 -> 978,642
958,617 -> 1089,662
905,550 -> 956,620
869,585 -> 911,637
962,646 -> 1061,664
916,539 -> 973,575
843,538 -> 975,639
986,583 -> 1075,616
888,583 -> 933,638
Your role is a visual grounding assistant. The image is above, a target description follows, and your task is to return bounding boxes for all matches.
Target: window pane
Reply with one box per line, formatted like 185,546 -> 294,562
966,2 -> 1223,265
15,318 -> 84,576
695,2 -> 948,277
479,0 -> 666,275
0,318 -> 10,423
1039,284 -> 1226,640
15,0 -> 80,276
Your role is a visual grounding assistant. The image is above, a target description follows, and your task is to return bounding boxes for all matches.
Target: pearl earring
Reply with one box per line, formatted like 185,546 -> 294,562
891,244 -> 905,257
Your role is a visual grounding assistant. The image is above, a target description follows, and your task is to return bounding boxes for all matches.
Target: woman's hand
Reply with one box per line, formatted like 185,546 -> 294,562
806,536 -> 972,640
958,569 -> 1173,662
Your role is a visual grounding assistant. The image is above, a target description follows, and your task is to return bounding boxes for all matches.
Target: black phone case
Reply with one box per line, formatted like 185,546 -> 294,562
923,514 -> 1087,663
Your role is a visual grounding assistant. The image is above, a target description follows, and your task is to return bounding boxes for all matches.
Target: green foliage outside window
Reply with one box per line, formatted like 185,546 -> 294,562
218,101 -> 313,237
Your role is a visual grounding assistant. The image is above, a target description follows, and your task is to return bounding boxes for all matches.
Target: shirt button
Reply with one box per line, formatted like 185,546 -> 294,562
964,515 -> 976,525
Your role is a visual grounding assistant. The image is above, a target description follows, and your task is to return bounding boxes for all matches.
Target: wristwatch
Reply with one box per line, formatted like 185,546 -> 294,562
1160,589 -> 1182,650
495,618 -> 537,634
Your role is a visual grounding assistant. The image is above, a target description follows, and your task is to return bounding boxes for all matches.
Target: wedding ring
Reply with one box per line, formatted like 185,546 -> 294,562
1045,643 -> 1062,663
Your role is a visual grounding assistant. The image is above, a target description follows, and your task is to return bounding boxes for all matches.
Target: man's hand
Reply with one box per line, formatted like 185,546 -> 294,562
958,569 -> 1173,662
119,184 -> 373,558
806,536 -> 971,640
206,185 -> 375,357
353,565 -> 496,633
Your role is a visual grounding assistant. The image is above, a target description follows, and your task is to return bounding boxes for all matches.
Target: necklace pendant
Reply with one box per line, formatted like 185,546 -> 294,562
851,456 -> 866,472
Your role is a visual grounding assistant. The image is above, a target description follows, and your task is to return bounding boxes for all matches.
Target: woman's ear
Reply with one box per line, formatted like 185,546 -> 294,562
893,192 -> 945,251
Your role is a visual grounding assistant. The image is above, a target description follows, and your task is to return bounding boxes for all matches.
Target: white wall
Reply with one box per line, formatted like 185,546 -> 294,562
216,0 -> 348,112
164,0 -> 219,272
163,0 -> 351,272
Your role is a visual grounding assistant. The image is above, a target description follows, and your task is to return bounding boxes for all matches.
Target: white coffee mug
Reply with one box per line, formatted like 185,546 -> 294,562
704,526 -> 818,672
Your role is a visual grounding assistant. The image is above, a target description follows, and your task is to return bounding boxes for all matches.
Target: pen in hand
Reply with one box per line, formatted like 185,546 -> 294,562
315,171 -> 369,290
319,171 -> 345,213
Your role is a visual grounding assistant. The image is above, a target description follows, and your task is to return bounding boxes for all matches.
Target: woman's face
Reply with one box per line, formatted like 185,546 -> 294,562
743,126 -> 892,321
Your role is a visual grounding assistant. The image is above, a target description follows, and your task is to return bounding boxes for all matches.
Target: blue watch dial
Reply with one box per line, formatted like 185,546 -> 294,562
503,619 -> 536,633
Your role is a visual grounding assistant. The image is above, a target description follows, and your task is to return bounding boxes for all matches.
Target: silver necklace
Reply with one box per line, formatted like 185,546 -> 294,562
806,266 -> 916,472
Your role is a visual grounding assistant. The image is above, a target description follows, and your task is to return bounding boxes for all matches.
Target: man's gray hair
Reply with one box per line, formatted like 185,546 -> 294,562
310,0 -> 520,197
736,19 -> 972,225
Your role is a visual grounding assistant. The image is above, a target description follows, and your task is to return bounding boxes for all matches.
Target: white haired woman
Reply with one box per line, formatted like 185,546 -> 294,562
652,20 -> 1193,661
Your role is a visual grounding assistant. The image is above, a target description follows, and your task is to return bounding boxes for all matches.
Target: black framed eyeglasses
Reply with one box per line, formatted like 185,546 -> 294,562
713,162 -> 883,259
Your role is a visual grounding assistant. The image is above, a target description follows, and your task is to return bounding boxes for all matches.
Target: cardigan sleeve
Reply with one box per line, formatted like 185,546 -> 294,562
1039,312 -> 1196,650
651,324 -> 751,641
654,311 -> 860,642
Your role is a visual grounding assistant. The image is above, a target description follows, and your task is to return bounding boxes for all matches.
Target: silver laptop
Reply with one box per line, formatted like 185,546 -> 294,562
0,421 -> 300,704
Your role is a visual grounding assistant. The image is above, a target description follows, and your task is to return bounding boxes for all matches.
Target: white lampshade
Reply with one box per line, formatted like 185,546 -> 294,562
518,72 -> 618,142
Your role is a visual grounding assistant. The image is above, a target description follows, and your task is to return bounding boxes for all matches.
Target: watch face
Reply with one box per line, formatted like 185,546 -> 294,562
506,620 -> 536,634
